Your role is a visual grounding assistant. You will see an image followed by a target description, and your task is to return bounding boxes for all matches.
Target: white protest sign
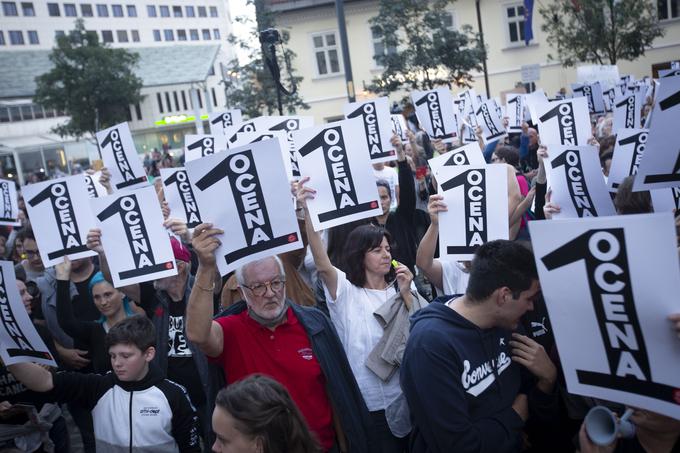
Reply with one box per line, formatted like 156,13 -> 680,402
184,134 -> 229,163
231,131 -> 293,180
208,109 -> 243,136
475,99 -> 507,145
293,118 -> 382,231
547,145 -> 616,218
160,168 -> 203,229
634,74 -> 680,191
437,164 -> 509,260
412,88 -> 458,142
84,172 -> 108,198
659,68 -> 680,78
603,87 -> 616,113
186,140 -> 303,276
391,114 -> 408,142
524,89 -> 549,125
613,92 -> 643,131
537,97 -> 591,146
23,176 -> 98,267
0,261 -> 57,367
506,93 -> 525,133
255,116 -> 315,179
0,179 -> 20,226
344,97 -> 396,163
459,89 -> 479,113
529,213 -> 680,420
224,120 -> 259,147
572,82 -> 605,114
577,65 -> 620,87
91,186 -> 177,287
96,122 -> 148,191
651,187 -> 680,212
607,129 -> 649,192
428,143 -> 486,177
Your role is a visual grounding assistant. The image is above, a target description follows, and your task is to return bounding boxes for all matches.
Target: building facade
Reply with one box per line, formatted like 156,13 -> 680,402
0,0 -> 235,184
264,0 -> 680,123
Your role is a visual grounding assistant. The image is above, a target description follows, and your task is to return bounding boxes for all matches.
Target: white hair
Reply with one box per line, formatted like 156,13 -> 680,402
235,255 -> 285,286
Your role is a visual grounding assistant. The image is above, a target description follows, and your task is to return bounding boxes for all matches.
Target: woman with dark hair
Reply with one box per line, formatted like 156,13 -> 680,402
297,177 -> 426,452
212,374 -> 322,453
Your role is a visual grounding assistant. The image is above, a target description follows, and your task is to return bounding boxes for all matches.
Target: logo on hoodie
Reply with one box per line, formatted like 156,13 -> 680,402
461,349 -> 512,397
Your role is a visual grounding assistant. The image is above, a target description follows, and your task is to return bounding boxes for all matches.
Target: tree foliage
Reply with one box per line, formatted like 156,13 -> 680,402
368,0 -> 485,95
225,0 -> 308,118
538,0 -> 664,67
34,19 -> 142,139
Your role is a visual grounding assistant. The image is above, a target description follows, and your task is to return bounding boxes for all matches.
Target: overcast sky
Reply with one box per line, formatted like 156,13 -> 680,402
228,0 -> 257,64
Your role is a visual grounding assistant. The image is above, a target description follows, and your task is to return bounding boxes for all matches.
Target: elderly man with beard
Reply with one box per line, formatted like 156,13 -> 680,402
186,223 -> 371,453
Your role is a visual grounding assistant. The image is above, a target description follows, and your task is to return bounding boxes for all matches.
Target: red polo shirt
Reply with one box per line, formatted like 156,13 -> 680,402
211,307 -> 335,451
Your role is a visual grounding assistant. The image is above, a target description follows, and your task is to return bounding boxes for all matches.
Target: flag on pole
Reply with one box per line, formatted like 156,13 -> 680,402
524,0 -> 534,46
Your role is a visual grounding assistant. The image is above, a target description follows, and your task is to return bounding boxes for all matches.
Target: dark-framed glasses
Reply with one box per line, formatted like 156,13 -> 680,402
242,279 -> 286,297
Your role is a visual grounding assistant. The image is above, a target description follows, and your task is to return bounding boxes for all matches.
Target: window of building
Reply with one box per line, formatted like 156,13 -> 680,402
197,6 -> 206,17
8,106 -> 21,121
134,103 -> 142,120
101,30 -> 113,43
189,29 -> 199,40
126,4 -> 136,16
2,2 -> 18,16
213,29 -> 220,39
55,30 -> 65,38
196,89 -> 203,109
81,3 -> 93,16
209,6 -> 217,17
658,0 -> 680,20
504,3 -> 526,44
27,30 -> 38,44
0,31 -> 5,45
208,65 -> 215,76
173,91 -> 180,110
64,3 -> 76,16
443,11 -> 456,30
177,29 -> 186,41
21,104 -> 33,120
202,29 -> 210,40
131,29 -> 139,41
311,31 -> 341,76
147,5 -> 156,17
47,2 -> 59,16
165,92 -> 172,112
153,29 -> 161,41
370,26 -> 396,68
0,107 -> 9,122
156,93 -> 164,113
21,2 -> 34,16
32,104 -> 44,119
181,91 -> 188,110
9,30 -> 24,45
117,30 -> 128,42
112,4 -> 123,17
186,5 -> 194,17
172,5 -> 181,17
159,5 -> 169,17
211,87 -> 217,107
164,29 -> 174,41
96,4 -> 109,17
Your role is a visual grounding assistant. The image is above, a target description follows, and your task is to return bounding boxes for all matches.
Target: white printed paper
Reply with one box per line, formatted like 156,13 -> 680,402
428,143 -> 486,177
184,134 -> 228,163
475,99 -> 507,144
208,109 -> 243,136
524,89 -> 549,125
96,122 -> 148,191
391,114 -> 408,142
651,187 -> 680,212
529,213 -> 680,420
536,97 -> 591,146
160,168 -> 203,229
255,116 -> 315,178
607,129 -> 649,192
572,82 -> 605,114
90,186 -> 177,287
186,139 -> 303,276
231,131 -> 293,180
412,88 -> 458,142
0,179 -> 20,226
84,172 -> 109,198
506,93 -> 525,133
613,92 -> 643,131
344,97 -> 396,163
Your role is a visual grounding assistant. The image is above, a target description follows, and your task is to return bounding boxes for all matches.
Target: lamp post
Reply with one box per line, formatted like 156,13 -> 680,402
335,0 -> 355,102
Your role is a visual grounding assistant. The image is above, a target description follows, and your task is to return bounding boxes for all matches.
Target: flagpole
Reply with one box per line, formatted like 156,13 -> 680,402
475,0 -> 491,98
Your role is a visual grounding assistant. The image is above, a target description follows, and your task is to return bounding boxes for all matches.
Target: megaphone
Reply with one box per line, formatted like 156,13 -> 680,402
584,406 -> 636,446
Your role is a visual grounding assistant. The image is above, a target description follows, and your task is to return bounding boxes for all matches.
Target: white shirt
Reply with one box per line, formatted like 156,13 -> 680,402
323,268 -> 403,411
373,166 -> 399,210
437,259 -> 471,296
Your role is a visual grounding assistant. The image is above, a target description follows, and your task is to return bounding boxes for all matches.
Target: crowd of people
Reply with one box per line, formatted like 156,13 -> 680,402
0,84 -> 679,453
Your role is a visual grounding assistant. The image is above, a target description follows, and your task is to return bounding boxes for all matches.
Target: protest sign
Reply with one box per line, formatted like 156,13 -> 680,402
547,145 -> 615,218
391,114 -> 408,142
84,172 -> 108,198
293,118 -> 382,231
428,142 -> 486,176
344,97 -> 396,163
231,131 -> 293,180
96,122 -> 148,191
0,179 -> 20,226
651,187 -> 680,212
524,89 -> 549,124
659,68 -> 680,78
475,99 -> 507,144
91,186 -> 177,287
577,65 -> 620,87
184,134 -> 228,163
607,129 -> 648,192
529,213 -> 680,420
613,92 -> 643,131
437,164 -> 508,261
412,88 -> 458,142
634,74 -> 680,191
572,82 -> 605,114
0,261 -> 57,367
537,97 -> 591,146
603,87 -> 616,112
23,176 -> 97,267
506,93 -> 525,133
161,168 -> 203,229
208,109 -> 243,136
255,116 -> 315,179
187,140 -> 303,276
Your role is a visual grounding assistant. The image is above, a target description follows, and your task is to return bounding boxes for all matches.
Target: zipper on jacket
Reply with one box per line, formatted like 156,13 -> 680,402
129,391 -> 134,453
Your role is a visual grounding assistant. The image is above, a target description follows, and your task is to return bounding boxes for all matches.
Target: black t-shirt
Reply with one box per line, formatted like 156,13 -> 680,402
166,298 -> 205,407
72,267 -> 101,323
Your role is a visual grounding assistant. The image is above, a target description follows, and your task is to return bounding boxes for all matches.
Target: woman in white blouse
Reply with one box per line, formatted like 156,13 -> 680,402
297,176 -> 415,453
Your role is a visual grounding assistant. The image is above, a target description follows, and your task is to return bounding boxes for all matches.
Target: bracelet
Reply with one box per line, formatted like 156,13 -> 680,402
194,280 -> 215,292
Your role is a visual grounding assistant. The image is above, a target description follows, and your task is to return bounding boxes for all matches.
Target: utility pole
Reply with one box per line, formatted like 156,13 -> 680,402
335,0 -> 355,102
475,0 -> 490,98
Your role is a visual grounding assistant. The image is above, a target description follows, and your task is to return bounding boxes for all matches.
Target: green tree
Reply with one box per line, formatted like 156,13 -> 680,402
225,0 -> 308,117
368,0 -> 485,95
538,0 -> 664,67
34,19 -> 142,139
